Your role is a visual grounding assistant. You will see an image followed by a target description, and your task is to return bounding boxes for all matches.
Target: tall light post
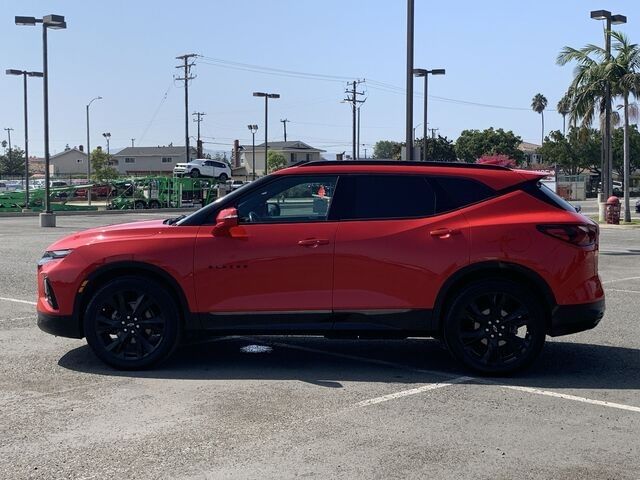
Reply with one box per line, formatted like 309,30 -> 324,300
590,9 -> 626,215
247,124 -> 258,180
86,96 -> 102,206
6,69 -> 43,211
102,132 -> 111,157
253,92 -> 280,175
405,0 -> 415,159
413,68 -> 445,160
4,128 -> 13,163
15,14 -> 67,227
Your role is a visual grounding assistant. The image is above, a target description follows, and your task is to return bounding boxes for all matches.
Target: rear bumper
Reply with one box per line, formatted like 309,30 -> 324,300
37,311 -> 83,339
549,299 -> 605,336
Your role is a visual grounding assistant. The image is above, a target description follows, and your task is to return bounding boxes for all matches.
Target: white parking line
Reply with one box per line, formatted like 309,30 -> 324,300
602,276 -> 640,285
499,385 -> 640,414
0,297 -> 37,306
354,377 -> 473,408
1,315 -> 36,322
253,338 -> 640,415
607,288 -> 640,294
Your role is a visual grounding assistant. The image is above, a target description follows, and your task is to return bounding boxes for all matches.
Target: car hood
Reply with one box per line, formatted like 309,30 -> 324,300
46,219 -> 171,250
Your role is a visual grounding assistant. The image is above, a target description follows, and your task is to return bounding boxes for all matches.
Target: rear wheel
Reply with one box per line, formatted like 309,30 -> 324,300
148,200 -> 161,209
133,200 -> 146,210
84,277 -> 181,370
443,279 -> 546,375
218,173 -> 228,182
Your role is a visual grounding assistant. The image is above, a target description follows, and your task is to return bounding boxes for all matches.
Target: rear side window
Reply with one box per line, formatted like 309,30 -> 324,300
430,176 -> 496,213
335,175 -> 436,220
527,181 -> 577,212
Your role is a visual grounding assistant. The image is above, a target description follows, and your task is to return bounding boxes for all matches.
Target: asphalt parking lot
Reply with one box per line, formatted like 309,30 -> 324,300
0,213 -> 639,479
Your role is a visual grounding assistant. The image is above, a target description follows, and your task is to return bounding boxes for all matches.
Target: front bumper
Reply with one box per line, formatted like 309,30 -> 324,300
549,299 -> 605,336
37,311 -> 83,339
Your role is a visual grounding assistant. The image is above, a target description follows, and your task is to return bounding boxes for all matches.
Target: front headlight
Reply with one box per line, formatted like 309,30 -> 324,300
38,249 -> 73,266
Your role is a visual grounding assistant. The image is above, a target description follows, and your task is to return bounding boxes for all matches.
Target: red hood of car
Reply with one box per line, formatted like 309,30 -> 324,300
46,219 -> 170,250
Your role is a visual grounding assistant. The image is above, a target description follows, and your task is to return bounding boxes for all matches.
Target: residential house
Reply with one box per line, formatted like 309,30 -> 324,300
49,146 -> 88,176
110,146 -> 197,175
240,141 -> 325,176
519,142 -> 543,166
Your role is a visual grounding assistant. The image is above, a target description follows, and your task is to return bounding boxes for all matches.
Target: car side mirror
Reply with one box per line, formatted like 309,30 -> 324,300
213,207 -> 239,236
575,204 -> 582,213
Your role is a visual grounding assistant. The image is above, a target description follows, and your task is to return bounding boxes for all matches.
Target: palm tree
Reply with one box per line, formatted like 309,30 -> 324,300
531,94 -> 548,145
557,95 -> 571,135
558,31 -> 640,221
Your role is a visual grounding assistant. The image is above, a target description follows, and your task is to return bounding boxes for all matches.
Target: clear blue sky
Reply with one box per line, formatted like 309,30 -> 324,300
1,0 -> 639,158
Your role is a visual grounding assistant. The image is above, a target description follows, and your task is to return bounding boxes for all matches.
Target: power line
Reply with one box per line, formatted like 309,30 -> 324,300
175,53 -> 198,162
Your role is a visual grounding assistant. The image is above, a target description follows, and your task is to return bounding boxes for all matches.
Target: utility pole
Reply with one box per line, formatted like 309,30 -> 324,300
192,111 -> 206,158
175,53 -> 197,165
357,102 -> 366,159
4,128 -> 14,164
405,0 -> 415,159
429,127 -> 439,139
344,80 -> 365,160
280,118 -> 289,142
131,138 -> 135,147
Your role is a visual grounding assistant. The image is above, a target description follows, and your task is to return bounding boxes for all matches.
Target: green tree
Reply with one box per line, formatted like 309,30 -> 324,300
538,128 -> 601,176
267,150 -> 287,172
90,147 -> 118,182
613,124 -> 640,179
557,95 -> 572,136
558,30 -> 640,220
454,128 -> 524,164
372,140 -> 402,160
416,135 -> 457,162
0,147 -> 26,176
531,93 -> 548,146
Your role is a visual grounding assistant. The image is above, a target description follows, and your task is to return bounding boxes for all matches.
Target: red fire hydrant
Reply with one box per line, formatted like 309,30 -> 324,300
605,196 -> 621,224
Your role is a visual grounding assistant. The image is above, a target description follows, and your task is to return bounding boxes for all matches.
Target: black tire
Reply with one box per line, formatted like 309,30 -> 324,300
134,200 -> 146,210
84,277 -> 181,370
190,169 -> 200,178
148,200 -> 161,209
443,279 -> 546,375
218,173 -> 228,182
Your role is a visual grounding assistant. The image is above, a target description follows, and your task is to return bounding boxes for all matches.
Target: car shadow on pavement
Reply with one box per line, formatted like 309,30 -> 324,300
58,336 -> 640,391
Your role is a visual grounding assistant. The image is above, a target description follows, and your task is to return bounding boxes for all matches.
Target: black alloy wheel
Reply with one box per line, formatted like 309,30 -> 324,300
190,169 -> 200,178
444,280 -> 546,375
218,173 -> 228,182
84,277 -> 180,370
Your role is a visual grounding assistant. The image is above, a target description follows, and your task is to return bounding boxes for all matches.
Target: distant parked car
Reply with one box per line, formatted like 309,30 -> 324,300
173,159 -> 231,181
228,179 -> 250,191
0,181 -> 8,192
635,199 -> 640,213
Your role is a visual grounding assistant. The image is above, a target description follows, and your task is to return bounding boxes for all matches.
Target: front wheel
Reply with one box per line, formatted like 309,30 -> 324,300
443,279 -> 546,375
218,173 -> 228,182
190,169 -> 200,178
84,277 -> 181,370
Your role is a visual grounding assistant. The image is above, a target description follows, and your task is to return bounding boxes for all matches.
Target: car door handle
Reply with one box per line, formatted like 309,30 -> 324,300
298,238 -> 330,247
430,228 -> 461,238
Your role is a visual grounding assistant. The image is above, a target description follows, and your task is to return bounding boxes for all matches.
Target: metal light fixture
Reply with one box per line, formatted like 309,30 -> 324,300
413,68 -> 446,160
15,13 -> 67,227
253,92 -> 280,175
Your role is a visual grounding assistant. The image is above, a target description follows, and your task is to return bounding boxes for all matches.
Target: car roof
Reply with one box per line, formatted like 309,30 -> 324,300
274,161 -> 545,190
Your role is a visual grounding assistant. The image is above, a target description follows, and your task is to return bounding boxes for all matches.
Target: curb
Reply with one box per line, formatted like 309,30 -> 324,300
0,208 -> 198,218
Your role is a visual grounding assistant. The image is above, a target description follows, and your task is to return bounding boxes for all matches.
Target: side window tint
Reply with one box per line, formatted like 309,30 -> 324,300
340,175 -> 436,220
236,175 -> 337,224
430,177 -> 495,213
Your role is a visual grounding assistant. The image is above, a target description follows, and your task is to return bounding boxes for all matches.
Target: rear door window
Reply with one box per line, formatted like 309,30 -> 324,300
334,175 -> 436,220
429,176 -> 496,213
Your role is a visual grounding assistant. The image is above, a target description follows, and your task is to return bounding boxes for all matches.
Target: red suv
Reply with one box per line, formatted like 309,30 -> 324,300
37,161 -> 604,374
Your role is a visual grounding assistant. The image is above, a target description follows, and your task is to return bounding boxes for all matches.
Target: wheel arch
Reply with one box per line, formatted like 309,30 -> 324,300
73,261 -> 197,337
432,261 -> 556,333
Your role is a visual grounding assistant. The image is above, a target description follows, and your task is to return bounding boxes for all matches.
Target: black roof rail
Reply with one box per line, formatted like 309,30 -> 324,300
297,160 -> 510,171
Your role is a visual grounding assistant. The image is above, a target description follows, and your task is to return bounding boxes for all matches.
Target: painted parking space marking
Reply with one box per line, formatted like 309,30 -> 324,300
602,276 -> 640,285
253,338 -> 640,415
498,385 -> 640,414
354,377 -> 472,408
0,297 -> 37,306
607,288 -> 640,294
1,315 -> 36,323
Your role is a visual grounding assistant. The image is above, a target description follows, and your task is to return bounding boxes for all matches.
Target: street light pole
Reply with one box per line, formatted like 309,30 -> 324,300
413,68 -> 446,161
253,92 -> 280,175
86,96 -> 102,206
590,9 -> 626,220
102,132 -> 111,157
15,14 -> 67,227
4,128 -> 13,164
405,0 -> 415,160
247,124 -> 258,180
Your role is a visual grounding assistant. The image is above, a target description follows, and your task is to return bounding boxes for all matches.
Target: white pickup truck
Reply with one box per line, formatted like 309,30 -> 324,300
173,159 -> 231,180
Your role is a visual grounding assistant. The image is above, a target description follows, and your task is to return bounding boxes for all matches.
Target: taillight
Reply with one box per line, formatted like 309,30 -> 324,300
537,224 -> 598,247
